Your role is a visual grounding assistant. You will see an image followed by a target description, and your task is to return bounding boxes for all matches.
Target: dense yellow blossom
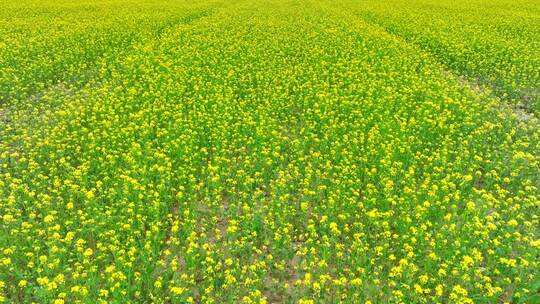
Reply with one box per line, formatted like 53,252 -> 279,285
0,0 -> 539,303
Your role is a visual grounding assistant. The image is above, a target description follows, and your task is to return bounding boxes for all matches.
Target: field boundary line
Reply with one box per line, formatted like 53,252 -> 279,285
355,12 -> 538,120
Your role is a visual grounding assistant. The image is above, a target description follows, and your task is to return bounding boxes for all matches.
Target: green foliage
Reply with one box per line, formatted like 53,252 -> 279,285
0,0 -> 539,303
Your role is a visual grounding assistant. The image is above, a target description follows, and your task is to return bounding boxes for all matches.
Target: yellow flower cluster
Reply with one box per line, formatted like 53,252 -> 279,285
1,0 -> 539,303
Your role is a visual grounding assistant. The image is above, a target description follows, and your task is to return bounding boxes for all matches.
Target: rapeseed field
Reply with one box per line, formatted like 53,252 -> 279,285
1,0 -> 539,303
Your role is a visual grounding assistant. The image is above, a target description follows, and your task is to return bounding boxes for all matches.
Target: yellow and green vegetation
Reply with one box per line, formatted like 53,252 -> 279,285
1,0 -> 539,303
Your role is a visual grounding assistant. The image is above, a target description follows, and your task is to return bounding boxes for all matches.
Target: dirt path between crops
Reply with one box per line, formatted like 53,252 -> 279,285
352,12 -> 539,127
441,69 -> 537,125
